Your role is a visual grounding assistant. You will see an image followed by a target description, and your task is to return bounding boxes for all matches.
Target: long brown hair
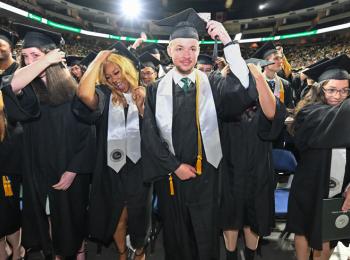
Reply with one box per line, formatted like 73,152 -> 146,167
20,47 -> 77,105
98,53 -> 139,107
289,80 -> 328,135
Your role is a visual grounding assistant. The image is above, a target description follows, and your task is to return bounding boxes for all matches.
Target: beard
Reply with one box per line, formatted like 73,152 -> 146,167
175,65 -> 194,75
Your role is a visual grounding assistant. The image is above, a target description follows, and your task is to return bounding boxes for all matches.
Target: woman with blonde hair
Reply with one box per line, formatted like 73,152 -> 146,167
73,42 -> 151,260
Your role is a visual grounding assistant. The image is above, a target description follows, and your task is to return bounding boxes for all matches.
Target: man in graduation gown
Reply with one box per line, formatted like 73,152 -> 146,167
219,58 -> 286,260
2,24 -> 95,259
196,54 -> 214,76
0,28 -> 24,260
141,8 -> 258,260
139,51 -> 161,86
253,41 -> 294,109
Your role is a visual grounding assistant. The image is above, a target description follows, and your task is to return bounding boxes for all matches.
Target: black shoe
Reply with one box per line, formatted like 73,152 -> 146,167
244,247 -> 256,260
226,249 -> 238,260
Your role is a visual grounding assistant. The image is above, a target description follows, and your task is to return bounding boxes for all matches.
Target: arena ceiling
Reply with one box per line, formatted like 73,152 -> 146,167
66,0 -> 333,20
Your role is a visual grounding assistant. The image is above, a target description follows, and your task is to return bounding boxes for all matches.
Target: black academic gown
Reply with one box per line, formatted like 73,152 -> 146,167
0,62 -> 22,238
287,99 -> 350,250
291,73 -> 308,104
2,79 -> 93,257
219,99 -> 286,236
72,85 -> 151,248
141,70 -> 257,260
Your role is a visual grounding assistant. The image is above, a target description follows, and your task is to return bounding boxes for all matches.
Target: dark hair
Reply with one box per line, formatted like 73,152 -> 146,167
288,80 -> 328,135
20,46 -> 77,105
70,64 -> 87,83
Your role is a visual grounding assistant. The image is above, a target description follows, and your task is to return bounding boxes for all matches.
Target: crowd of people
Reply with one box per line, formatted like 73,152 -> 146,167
0,7 -> 350,260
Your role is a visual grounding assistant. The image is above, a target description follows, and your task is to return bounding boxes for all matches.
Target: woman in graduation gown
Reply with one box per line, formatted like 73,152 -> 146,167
2,23 -> 94,259
287,54 -> 350,260
0,28 -> 24,259
219,61 -> 286,260
72,43 -> 151,260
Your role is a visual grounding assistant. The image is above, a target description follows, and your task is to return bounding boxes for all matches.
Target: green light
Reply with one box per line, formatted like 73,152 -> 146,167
47,20 -> 80,33
28,13 -> 42,22
280,30 -> 317,39
199,40 -> 222,44
144,39 -> 159,43
261,37 -> 275,41
109,35 -> 121,40
125,37 -> 138,41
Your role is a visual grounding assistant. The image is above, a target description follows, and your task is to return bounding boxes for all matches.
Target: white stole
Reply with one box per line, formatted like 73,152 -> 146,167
155,68 -> 222,169
329,148 -> 346,198
107,92 -> 141,173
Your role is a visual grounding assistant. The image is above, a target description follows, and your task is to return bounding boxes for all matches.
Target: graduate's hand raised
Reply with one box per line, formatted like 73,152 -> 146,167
342,187 -> 350,212
133,86 -> 146,116
44,49 -> 66,66
174,164 -> 197,180
52,171 -> 77,191
247,63 -> 263,79
95,50 -> 113,64
206,20 -> 231,45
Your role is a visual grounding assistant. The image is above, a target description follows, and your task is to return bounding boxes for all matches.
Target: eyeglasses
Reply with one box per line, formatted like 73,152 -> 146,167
322,87 -> 350,96
141,71 -> 155,77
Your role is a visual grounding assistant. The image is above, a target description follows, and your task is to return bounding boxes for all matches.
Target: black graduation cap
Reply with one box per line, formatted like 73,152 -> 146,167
0,28 -> 18,48
302,54 -> 350,82
139,52 -> 161,70
79,52 -> 97,67
66,55 -> 83,67
245,58 -> 274,68
252,41 -> 278,60
108,42 -> 141,69
14,23 -> 64,49
291,67 -> 304,73
153,8 -> 207,41
304,58 -> 330,70
153,8 -> 222,62
137,43 -> 166,55
197,54 -> 214,65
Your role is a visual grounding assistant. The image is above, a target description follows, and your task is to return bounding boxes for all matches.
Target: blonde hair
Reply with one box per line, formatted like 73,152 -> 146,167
98,53 -> 139,107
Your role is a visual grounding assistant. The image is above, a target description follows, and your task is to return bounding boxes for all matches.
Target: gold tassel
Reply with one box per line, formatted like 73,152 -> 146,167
169,175 -> 174,196
195,71 -> 203,175
2,176 -> 13,197
196,155 -> 202,175
279,79 -> 285,104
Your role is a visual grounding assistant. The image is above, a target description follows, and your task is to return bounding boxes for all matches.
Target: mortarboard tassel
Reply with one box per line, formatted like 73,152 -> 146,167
196,155 -> 202,175
279,79 -> 285,104
169,174 -> 175,196
195,72 -> 203,175
3,176 -> 13,197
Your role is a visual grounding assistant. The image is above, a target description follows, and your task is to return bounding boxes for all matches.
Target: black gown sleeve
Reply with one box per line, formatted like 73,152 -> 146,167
209,69 -> 258,121
1,75 -> 40,122
66,120 -> 95,174
294,99 -> 350,150
71,85 -> 107,124
258,98 -> 287,141
141,84 -> 181,183
283,80 -> 295,109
